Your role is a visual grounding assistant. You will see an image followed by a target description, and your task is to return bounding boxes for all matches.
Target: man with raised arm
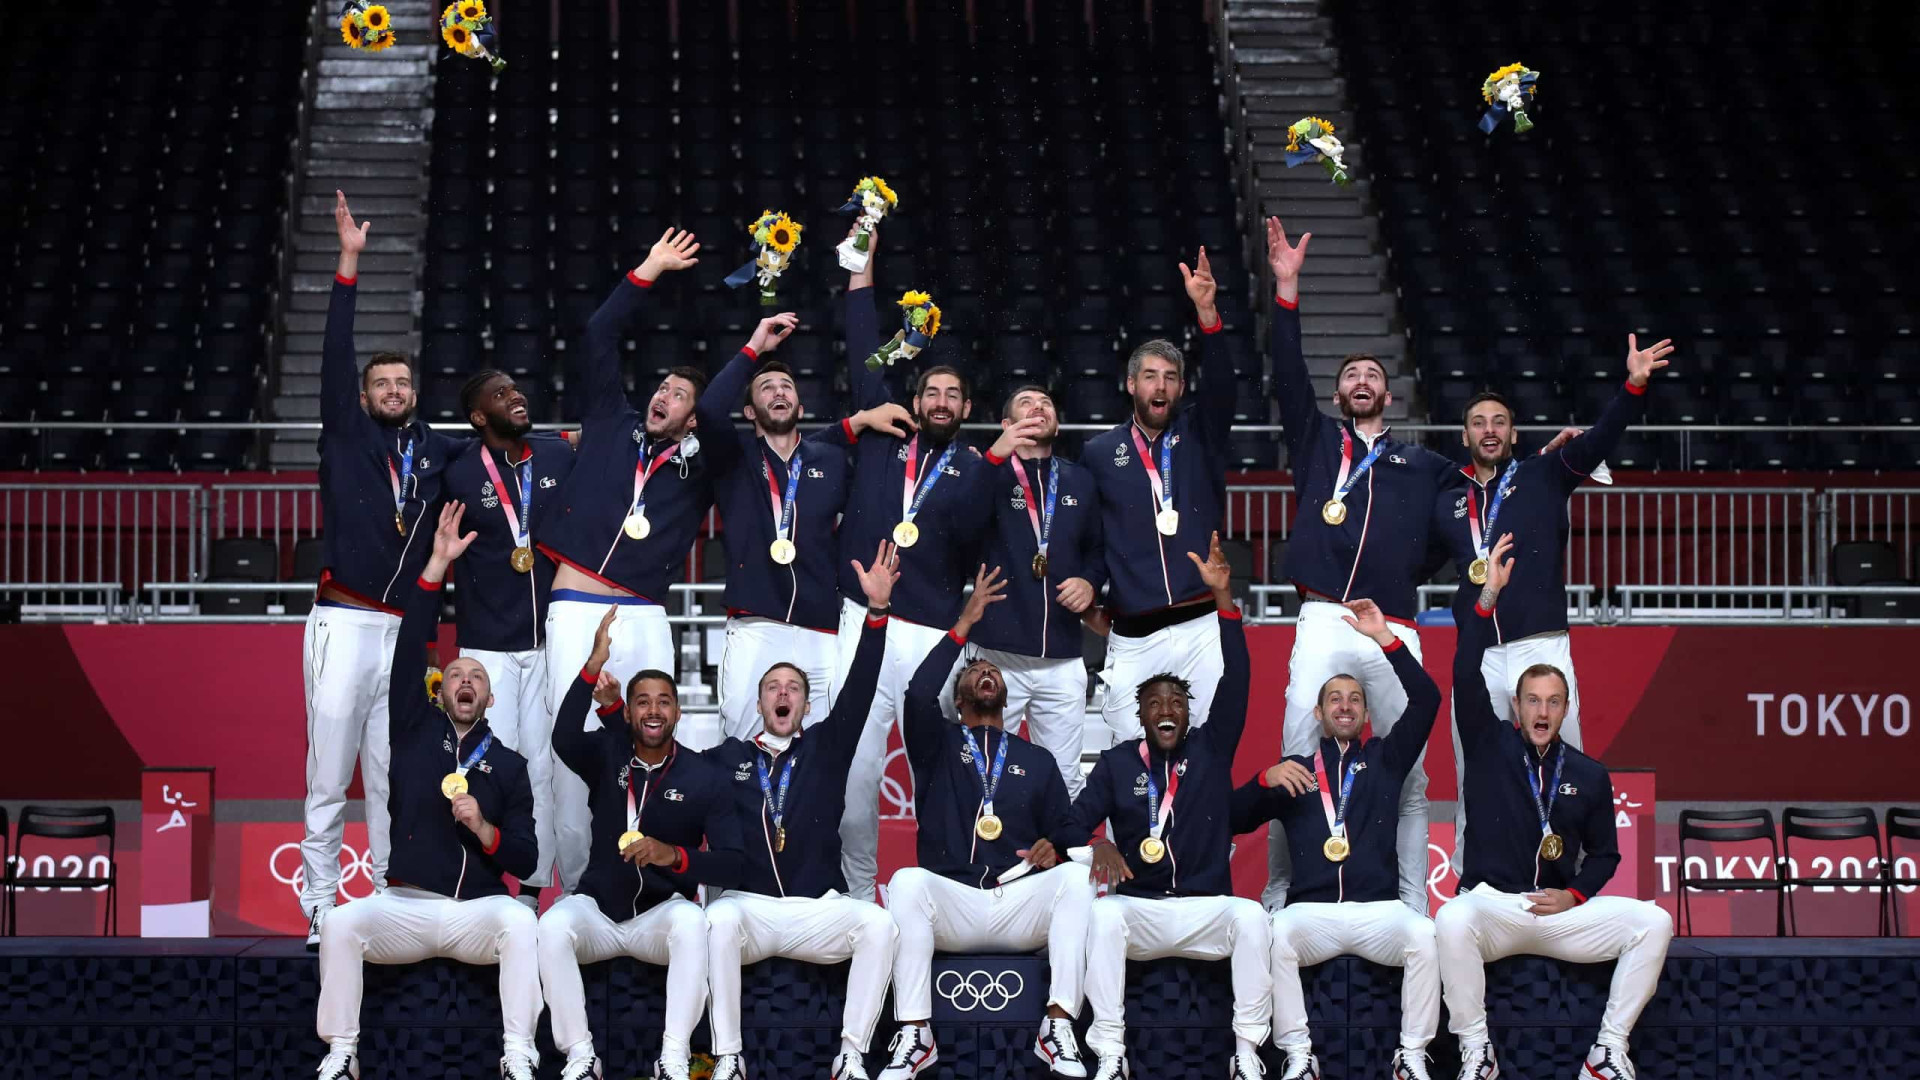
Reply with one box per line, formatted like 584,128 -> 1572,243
1433,335 -> 1673,878
829,223 -> 1049,902
537,609 -> 746,1080
440,371 -> 576,909
875,565 -> 1093,1080
1081,247 -> 1241,741
313,502 -> 542,1080
1230,582 -> 1460,1080
703,540 -> 902,1080
966,385 -> 1106,795
1262,215 -> 1463,914
1058,533 -> 1271,1080
300,190 -> 461,945
1438,538 -> 1673,1080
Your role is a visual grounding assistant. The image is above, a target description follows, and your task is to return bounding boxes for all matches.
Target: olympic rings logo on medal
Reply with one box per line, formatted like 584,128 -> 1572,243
271,841 -> 377,903
936,969 -> 1025,1012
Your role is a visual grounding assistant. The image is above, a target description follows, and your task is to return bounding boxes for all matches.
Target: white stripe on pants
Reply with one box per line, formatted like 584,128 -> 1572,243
968,646 -> 1090,797
1448,631 -> 1582,877
718,615 -> 838,743
462,646 -> 556,888
706,891 -> 898,1055
1097,614 -> 1224,743
1084,893 -> 1273,1057
317,887 -> 541,1058
1434,884 -> 1673,1049
301,604 -> 400,914
538,893 -> 708,1066
885,863 -> 1092,1021
1271,900 -> 1437,1052
542,598 -> 677,892
835,598 -> 962,902
1269,601 -> 1430,914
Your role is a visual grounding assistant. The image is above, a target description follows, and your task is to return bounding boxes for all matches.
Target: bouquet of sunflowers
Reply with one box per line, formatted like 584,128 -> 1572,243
724,210 -> 803,306
425,666 -> 444,704
865,291 -> 941,371
442,0 -> 506,73
340,0 -> 396,51
1479,63 -> 1539,133
835,176 -> 899,273
1283,116 -> 1350,185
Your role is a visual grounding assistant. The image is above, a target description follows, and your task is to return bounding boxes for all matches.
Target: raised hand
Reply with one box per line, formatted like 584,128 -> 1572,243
747,312 -> 799,356
335,190 -> 370,257
1263,759 -> 1317,797
1484,532 -> 1517,599
1538,426 -> 1582,456
1341,598 -> 1395,647
591,669 -> 622,712
851,539 -> 902,610
851,402 -> 917,439
635,228 -> 701,280
587,606 -> 618,680
958,564 -> 1010,634
1624,333 -> 1675,388
1186,531 -> 1233,600
1266,216 -> 1311,284
428,501 -> 479,575
1179,245 -> 1219,323
988,415 -> 1050,460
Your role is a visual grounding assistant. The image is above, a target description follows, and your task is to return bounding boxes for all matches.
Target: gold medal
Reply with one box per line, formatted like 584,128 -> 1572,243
441,772 -> 468,799
893,520 -> 920,548
1321,499 -> 1347,526
1031,552 -> 1048,580
618,829 -> 645,851
623,512 -> 650,540
1540,832 -> 1564,861
769,537 -> 797,565
396,512 -> 407,535
1323,835 -> 1350,863
1139,836 -> 1166,864
510,545 -> 535,573
1468,557 -> 1489,585
1156,508 -> 1180,536
775,825 -> 787,853
974,813 -> 1003,841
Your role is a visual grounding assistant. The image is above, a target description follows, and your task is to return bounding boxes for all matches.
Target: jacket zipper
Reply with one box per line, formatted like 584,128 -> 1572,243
1340,465 -> 1375,601
450,727 -> 469,898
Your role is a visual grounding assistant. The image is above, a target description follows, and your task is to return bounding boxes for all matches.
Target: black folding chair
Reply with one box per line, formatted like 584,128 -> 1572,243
1887,808 -> 1920,936
1780,806 -> 1889,936
7,805 -> 118,935
1677,808 -> 1785,936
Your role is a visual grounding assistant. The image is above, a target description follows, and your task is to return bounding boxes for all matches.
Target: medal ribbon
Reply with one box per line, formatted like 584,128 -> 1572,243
766,446 -> 803,542
453,732 -> 493,778
1465,458 -> 1520,560
1137,743 -> 1181,842
624,747 -> 677,833
899,436 -> 958,526
388,437 -> 417,522
629,438 -> 683,519
754,747 -> 797,840
1012,456 -> 1059,561
1129,424 -> 1175,517
1520,744 -> 1565,844
1330,427 -> 1388,506
1312,745 -> 1359,839
962,727 -> 1008,816
479,447 -> 535,548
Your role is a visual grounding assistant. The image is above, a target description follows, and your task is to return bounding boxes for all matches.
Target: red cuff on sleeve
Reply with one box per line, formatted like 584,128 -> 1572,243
335,273 -> 357,287
1218,607 -> 1243,621
671,846 -> 689,873
1274,295 -> 1299,311
948,629 -> 968,645
984,450 -> 1008,466
1381,637 -> 1405,654
482,827 -> 502,855
626,270 -> 654,288
1473,601 -> 1494,618
741,345 -> 759,362
841,418 -> 858,444
1258,769 -> 1277,788
1198,316 -> 1223,334
1567,888 -> 1588,906
579,666 -> 599,687
1623,378 -> 1647,396
596,700 -> 623,718
417,576 -> 445,592
865,614 -> 889,629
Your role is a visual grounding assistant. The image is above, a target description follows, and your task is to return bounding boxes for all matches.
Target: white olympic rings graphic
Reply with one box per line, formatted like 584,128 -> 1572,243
878,746 -> 915,818
270,841 -> 378,903
1426,842 -> 1456,904
936,969 -> 1026,1013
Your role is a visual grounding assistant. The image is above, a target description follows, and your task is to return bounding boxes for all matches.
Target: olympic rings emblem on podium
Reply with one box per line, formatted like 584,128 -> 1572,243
270,841 -> 377,903
935,969 -> 1026,1012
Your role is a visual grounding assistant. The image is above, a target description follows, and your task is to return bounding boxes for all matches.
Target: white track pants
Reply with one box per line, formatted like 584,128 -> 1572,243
1098,614 -> 1224,742
718,616 -> 838,742
1270,602 -> 1429,914
543,598 -> 676,891
317,887 -> 541,1059
1449,631 -> 1582,876
836,599 -> 962,902
885,863 -> 1092,1022
968,646 -> 1090,797
301,604 -> 400,914
538,894 -> 708,1066
707,891 -> 898,1055
1084,893 -> 1273,1057
462,646 -> 555,889
1271,900 -> 1437,1053
1435,884 -> 1673,1049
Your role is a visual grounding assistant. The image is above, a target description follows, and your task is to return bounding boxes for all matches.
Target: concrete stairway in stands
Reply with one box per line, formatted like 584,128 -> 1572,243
1222,0 -> 1409,421
269,0 -> 437,467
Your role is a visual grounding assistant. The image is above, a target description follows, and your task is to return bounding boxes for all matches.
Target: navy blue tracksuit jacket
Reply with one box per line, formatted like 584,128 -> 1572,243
1271,298 -> 1463,622
1055,609 -> 1249,897
442,434 -> 575,652
708,423 -> 853,633
1082,320 -> 1238,619
319,275 -> 461,610
969,453 -> 1106,659
1436,379 -> 1649,643
1230,637 -> 1439,905
386,575 -> 538,897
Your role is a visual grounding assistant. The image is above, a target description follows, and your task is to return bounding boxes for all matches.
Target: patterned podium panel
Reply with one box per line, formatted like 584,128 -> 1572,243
2,939 -> 1918,1080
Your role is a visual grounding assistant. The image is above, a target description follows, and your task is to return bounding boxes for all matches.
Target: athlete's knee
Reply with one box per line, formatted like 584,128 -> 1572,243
536,904 -> 579,955
705,899 -> 745,946
1629,901 -> 1674,944
665,901 -> 705,944
854,902 -> 898,947
1433,899 -> 1477,950
1268,913 -> 1301,964
885,867 -> 934,916
1088,897 -> 1128,940
1403,913 -> 1437,961
1227,898 -> 1268,940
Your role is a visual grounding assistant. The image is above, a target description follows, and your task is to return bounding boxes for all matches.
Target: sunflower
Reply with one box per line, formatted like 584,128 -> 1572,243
444,22 -> 471,49
341,13 -> 363,45
363,4 -> 388,29
923,304 -> 942,337
366,30 -> 395,50
871,176 -> 898,206
766,213 -> 802,253
899,290 -> 931,309
459,0 -> 487,21
425,667 -> 443,703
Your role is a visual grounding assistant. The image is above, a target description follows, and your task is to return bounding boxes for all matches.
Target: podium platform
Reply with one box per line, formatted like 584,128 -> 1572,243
2,937 -> 1917,1078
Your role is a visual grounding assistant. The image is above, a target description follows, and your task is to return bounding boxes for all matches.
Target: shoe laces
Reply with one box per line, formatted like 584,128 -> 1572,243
711,1055 -> 743,1080
1281,1052 -> 1315,1080
1394,1049 -> 1433,1080
1234,1049 -> 1266,1078
833,1051 -> 869,1080
1595,1046 -> 1634,1080
317,1050 -> 353,1080
559,1059 -> 597,1080
1094,1055 -> 1127,1080
1043,1019 -> 1084,1059
886,1028 -> 927,1067
1456,1045 -> 1495,1080
501,1055 -> 535,1080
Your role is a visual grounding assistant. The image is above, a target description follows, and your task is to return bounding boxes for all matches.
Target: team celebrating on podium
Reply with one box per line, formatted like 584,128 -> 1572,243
301,187 -> 1675,1080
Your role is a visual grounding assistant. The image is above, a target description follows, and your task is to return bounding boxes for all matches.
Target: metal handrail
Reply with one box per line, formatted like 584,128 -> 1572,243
1,420 -> 1912,435
1616,583 -> 1920,626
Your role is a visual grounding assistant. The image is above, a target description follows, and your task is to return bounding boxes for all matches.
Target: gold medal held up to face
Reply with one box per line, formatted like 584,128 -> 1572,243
1323,835 -> 1351,862
1321,499 -> 1347,526
1539,832 -> 1564,860
1156,508 -> 1180,536
510,546 -> 535,573
974,813 -> 1003,841
769,537 -> 797,565
892,520 -> 920,548
1139,836 -> 1166,863
1467,557 -> 1489,586
623,512 -> 651,540
441,773 -> 469,799
618,829 -> 645,851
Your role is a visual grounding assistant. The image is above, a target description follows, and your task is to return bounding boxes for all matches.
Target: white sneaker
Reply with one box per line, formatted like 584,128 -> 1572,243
500,1052 -> 536,1080
1035,1017 -> 1088,1078
1579,1043 -> 1636,1080
1456,1042 -> 1499,1080
652,1058 -> 693,1080
1278,1049 -> 1319,1080
831,1050 -> 871,1080
306,903 -> 332,951
558,1055 -> 603,1080
1090,1051 -> 1129,1080
711,1052 -> 746,1080
876,1024 -> 938,1080
315,1047 -> 358,1080
1229,1047 -> 1267,1079
1392,1048 -> 1432,1080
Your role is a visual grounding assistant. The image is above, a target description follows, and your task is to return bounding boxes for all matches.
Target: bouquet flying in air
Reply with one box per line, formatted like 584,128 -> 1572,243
865,290 -> 941,371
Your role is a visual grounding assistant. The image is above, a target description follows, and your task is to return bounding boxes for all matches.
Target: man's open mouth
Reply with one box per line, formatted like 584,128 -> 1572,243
1156,720 -> 1178,735
774,704 -> 792,719
1480,437 -> 1502,452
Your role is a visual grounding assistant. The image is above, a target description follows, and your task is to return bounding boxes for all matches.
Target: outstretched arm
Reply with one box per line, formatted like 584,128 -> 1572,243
845,224 -> 894,409
1263,217 -> 1324,468
1229,760 -> 1315,835
816,540 -> 899,763
554,608 -> 621,780
322,191 -> 370,429
578,229 -> 701,423
902,563 -> 1008,768
1454,533 -> 1515,753
1557,334 -> 1672,481
1343,599 -> 1440,778
1189,533 -> 1250,754
1052,753 -> 1115,849
1181,247 -> 1236,455
391,502 -> 477,739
